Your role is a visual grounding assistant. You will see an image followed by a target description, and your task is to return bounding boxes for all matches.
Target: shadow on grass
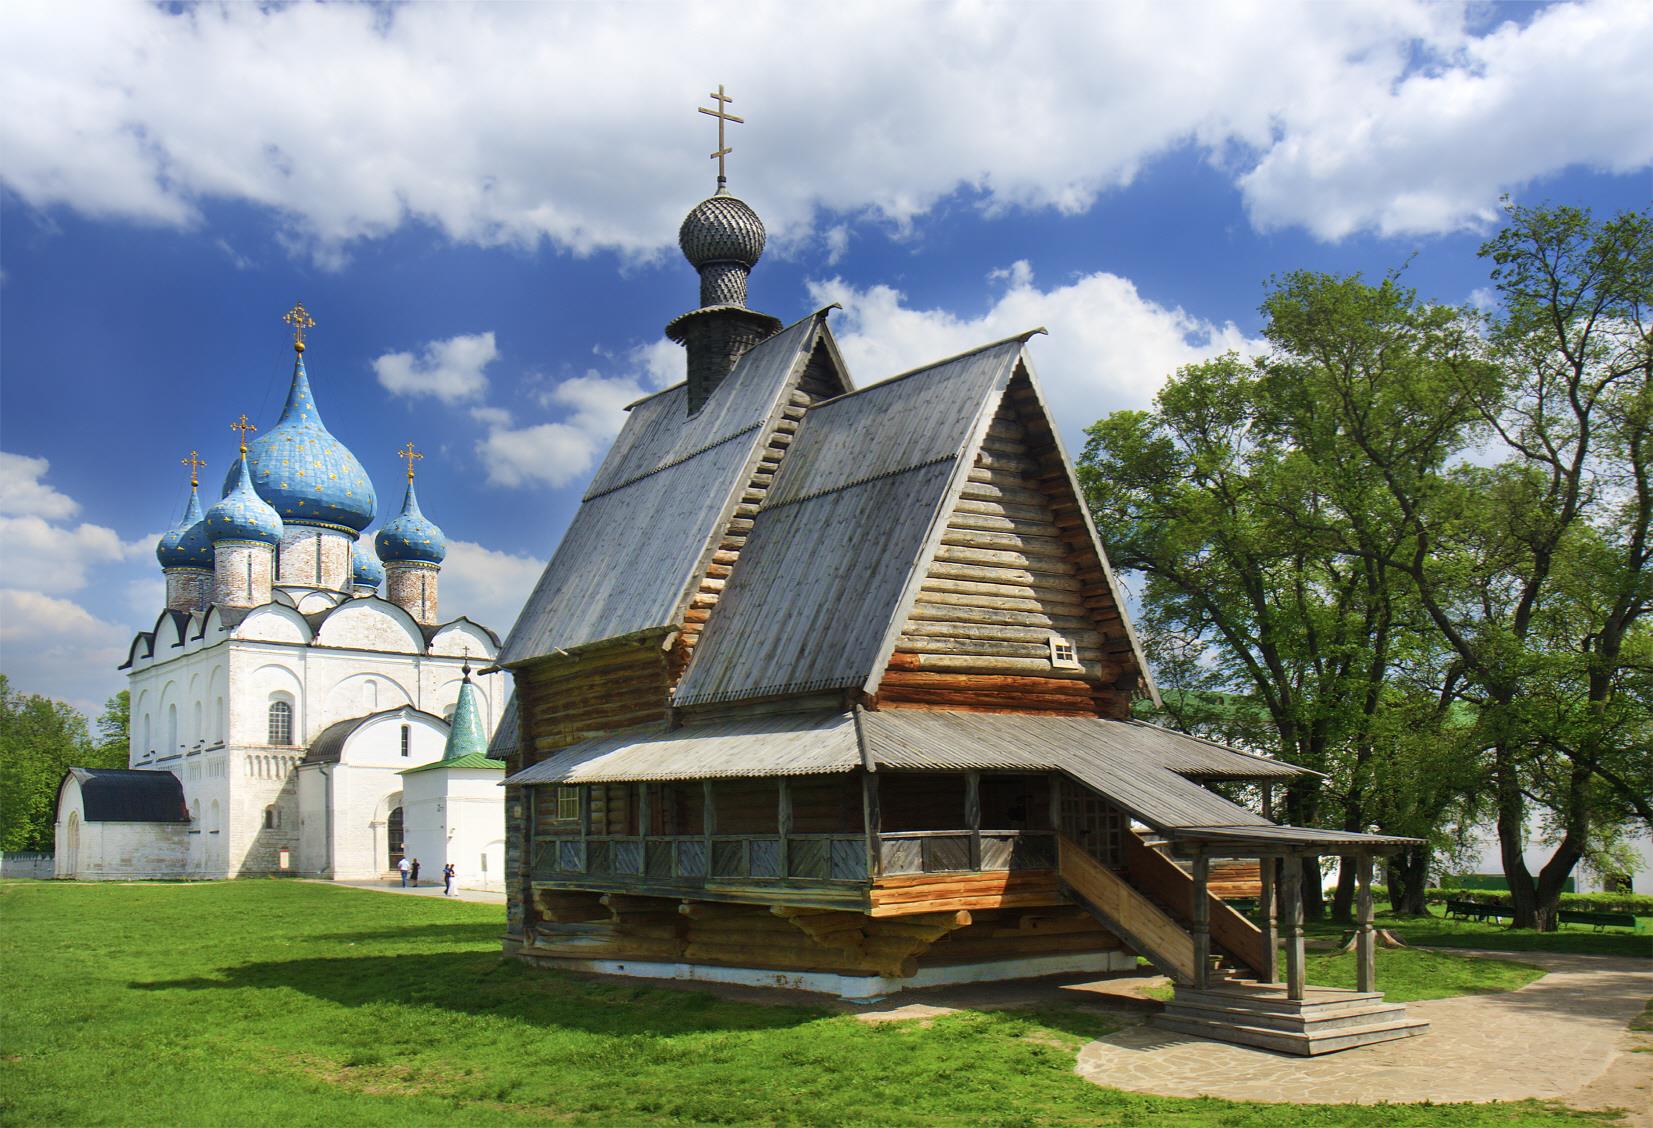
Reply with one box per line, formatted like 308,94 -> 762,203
132,950 -> 830,1036
314,923 -> 506,945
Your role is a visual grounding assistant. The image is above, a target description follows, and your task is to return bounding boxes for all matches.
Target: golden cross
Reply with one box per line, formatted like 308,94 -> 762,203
231,414 -> 257,455
283,301 -> 316,354
698,84 -> 744,190
180,450 -> 207,489
398,440 -> 424,482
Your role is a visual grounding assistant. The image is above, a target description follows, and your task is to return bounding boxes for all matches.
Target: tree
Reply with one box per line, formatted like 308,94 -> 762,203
94,690 -> 130,764
0,676 -> 93,852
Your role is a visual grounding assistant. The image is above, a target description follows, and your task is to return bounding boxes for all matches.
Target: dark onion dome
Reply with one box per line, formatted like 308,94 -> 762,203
156,487 -> 213,569
351,538 -> 385,588
223,354 -> 376,533
206,456 -> 283,545
678,191 -> 766,269
375,479 -> 445,565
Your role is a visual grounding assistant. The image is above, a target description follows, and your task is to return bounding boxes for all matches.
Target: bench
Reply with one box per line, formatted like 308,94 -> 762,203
1557,909 -> 1639,932
1445,899 -> 1514,923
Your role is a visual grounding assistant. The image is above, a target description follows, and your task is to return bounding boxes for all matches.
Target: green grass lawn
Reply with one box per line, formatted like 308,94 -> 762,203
0,881 -> 1608,1127
1146,946 -> 1543,1004
1302,906 -> 1652,960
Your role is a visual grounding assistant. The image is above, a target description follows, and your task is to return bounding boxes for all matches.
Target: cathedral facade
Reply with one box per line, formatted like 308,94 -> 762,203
54,318 -> 508,886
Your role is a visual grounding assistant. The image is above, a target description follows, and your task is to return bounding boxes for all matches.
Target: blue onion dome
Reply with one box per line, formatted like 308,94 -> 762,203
679,191 -> 766,269
375,479 -> 446,565
205,457 -> 284,546
223,354 -> 376,533
156,487 -> 214,569
351,538 -> 385,588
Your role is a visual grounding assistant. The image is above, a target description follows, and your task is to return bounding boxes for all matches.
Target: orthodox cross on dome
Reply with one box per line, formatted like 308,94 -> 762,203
180,450 -> 207,489
231,414 -> 257,455
398,440 -> 424,482
283,300 -> 316,354
698,84 -> 744,191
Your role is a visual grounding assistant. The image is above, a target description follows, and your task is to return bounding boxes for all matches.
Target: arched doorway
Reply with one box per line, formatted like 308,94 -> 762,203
387,806 -> 405,870
63,812 -> 80,877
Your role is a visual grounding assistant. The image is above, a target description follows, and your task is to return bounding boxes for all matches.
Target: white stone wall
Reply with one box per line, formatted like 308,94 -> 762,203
402,766 -> 507,891
53,778 -> 189,879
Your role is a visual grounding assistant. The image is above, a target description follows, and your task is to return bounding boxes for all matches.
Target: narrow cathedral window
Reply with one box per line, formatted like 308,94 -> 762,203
268,700 -> 293,745
264,807 -> 279,830
400,724 -> 411,757
1048,633 -> 1081,670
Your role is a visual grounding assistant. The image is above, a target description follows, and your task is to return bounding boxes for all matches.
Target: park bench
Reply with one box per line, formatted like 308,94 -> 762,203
1444,899 -> 1514,923
1557,909 -> 1638,931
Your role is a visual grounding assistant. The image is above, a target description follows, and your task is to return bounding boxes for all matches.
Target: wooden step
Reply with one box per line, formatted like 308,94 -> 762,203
1162,998 -> 1411,1034
1177,983 -> 1384,1016
1152,1014 -> 1430,1056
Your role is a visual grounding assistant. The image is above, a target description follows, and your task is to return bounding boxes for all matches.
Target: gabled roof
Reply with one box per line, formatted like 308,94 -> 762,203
302,707 -> 446,765
60,768 -> 188,823
498,309 -> 848,667
674,332 -> 1155,708
504,708 -> 1306,831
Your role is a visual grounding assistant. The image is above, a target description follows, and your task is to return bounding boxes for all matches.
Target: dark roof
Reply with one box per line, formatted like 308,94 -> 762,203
62,768 -> 188,823
497,310 -> 848,667
506,708 -> 1305,832
302,708 -> 446,765
1162,825 -> 1424,853
487,693 -> 519,760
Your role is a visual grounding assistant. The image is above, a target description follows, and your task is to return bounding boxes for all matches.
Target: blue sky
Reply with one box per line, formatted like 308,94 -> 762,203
2,0 -> 1650,713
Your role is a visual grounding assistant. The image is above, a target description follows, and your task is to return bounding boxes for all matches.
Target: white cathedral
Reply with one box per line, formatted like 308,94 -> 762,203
54,309 -> 510,888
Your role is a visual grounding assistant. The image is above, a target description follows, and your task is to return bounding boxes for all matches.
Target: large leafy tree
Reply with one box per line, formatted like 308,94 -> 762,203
0,680 -> 130,853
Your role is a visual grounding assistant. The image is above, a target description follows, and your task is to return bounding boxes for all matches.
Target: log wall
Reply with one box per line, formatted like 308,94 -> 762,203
878,372 -> 1138,717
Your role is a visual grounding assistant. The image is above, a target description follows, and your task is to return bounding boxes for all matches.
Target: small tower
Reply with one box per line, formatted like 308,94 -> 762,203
664,86 -> 782,414
156,451 -> 214,613
350,538 -> 385,598
205,417 -> 283,609
376,442 -> 445,626
398,662 -> 506,890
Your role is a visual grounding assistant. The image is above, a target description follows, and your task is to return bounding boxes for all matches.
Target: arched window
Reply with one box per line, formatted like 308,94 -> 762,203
387,806 -> 405,868
190,800 -> 200,832
142,714 -> 152,755
208,800 -> 221,834
214,697 -> 224,743
264,806 -> 280,829
268,700 -> 293,746
192,701 -> 202,747
166,704 -> 178,754
400,724 -> 411,758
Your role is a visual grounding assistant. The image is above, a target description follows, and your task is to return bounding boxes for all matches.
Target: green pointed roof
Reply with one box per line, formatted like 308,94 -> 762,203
401,665 -> 503,775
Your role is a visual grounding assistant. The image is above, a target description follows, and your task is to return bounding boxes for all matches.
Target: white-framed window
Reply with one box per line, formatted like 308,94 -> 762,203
555,786 -> 580,823
1048,633 -> 1081,670
400,724 -> 411,758
268,699 -> 293,745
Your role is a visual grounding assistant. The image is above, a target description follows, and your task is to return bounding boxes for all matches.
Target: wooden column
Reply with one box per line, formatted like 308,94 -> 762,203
1258,854 -> 1279,984
1355,853 -> 1376,993
777,779 -> 792,880
1281,853 -> 1306,1001
703,780 -> 716,876
1191,853 -> 1211,991
965,771 -> 981,871
861,772 -> 881,878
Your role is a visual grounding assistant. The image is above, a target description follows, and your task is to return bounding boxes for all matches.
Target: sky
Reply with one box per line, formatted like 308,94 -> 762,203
2,0 -> 1650,715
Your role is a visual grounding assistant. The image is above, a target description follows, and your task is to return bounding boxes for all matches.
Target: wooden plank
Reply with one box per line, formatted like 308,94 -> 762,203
1056,834 -> 1196,983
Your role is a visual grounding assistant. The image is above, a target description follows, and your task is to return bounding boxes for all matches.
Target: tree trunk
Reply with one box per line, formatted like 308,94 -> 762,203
1387,845 -> 1431,916
1299,855 -> 1324,918
1494,750 -> 1539,929
1330,858 -> 1356,922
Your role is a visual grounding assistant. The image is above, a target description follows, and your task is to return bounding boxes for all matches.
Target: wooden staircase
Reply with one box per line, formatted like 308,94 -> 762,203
1155,980 -> 1430,1055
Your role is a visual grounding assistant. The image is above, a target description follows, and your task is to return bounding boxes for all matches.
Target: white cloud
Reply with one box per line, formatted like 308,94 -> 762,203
0,451 -> 79,519
373,332 -> 498,403
0,589 -> 129,713
477,371 -> 649,489
813,262 -> 1259,445
440,539 -> 544,637
1,1 -> 1646,261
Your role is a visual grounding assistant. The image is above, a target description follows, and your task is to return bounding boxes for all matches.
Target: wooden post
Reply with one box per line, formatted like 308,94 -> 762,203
1258,854 -> 1278,984
777,779 -> 792,879
1355,853 -> 1376,993
1282,853 -> 1305,1001
1049,773 -> 1064,837
862,771 -> 881,878
965,771 -> 981,872
1260,782 -> 1274,823
703,780 -> 716,876
1191,853 -> 1211,991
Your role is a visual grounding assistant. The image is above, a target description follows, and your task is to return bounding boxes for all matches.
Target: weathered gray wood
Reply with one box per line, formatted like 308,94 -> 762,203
1356,854 -> 1376,993
862,771 -> 882,877
1191,854 -> 1211,991
1282,860 -> 1306,1001
965,771 -> 981,871
1259,856 -> 1278,984
777,779 -> 792,881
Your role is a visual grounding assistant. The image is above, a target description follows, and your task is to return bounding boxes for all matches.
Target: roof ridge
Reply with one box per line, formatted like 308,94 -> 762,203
805,328 -> 1044,411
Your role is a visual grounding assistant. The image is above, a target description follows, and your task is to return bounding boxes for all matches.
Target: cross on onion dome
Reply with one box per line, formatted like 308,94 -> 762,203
231,414 -> 257,455
698,84 -> 744,191
283,301 -> 316,354
180,450 -> 207,489
398,440 -> 424,482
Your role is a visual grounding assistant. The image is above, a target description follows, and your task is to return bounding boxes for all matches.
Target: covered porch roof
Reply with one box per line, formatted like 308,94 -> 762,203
1161,824 -> 1423,857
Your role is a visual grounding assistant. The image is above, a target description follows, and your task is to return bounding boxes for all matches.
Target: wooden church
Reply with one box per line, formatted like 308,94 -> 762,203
490,98 -> 1426,1054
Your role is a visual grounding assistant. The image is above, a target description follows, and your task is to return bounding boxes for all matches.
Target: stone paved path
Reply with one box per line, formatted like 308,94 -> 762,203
1074,950 -> 1651,1113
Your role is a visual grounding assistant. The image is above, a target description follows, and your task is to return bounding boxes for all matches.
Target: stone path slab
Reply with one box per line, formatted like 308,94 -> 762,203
1074,950 -> 1651,1112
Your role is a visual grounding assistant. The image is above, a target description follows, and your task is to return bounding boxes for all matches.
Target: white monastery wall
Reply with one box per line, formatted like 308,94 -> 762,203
403,767 -> 506,891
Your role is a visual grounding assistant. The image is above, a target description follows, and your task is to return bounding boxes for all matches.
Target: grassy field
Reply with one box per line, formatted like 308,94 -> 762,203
1302,906 -> 1652,960
0,881 -> 1611,1127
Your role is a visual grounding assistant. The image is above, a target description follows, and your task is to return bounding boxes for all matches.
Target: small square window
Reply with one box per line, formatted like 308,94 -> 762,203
555,786 -> 580,823
1049,633 -> 1081,670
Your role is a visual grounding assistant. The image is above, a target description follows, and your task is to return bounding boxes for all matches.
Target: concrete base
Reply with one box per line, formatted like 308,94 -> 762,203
507,942 -> 1136,1000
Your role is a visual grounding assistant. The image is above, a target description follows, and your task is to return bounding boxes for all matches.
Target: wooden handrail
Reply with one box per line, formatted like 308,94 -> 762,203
1056,833 -> 1197,983
1122,831 -> 1269,978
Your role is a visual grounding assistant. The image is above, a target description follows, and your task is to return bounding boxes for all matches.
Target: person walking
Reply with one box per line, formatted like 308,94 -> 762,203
397,856 -> 410,887
442,862 -> 455,896
409,858 -> 421,887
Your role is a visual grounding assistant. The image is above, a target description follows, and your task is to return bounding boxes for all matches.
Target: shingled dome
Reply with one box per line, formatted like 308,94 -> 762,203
376,479 -> 446,565
206,456 -> 283,545
156,487 -> 213,569
679,191 -> 766,269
